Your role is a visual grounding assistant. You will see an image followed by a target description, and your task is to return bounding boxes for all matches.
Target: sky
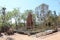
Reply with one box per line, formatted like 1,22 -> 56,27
0,0 -> 60,15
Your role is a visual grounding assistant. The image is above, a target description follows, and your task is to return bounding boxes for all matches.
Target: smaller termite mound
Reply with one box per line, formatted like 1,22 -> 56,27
1,25 -> 14,35
0,31 -> 3,37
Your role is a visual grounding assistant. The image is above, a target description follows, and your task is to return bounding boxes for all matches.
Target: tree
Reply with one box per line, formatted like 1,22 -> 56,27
12,8 -> 20,29
32,13 -> 36,26
6,11 -> 13,21
4,8 -> 20,29
43,10 -> 52,30
45,10 -> 58,31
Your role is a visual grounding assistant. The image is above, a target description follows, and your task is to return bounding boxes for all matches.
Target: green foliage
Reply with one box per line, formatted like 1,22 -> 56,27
0,7 -> 60,32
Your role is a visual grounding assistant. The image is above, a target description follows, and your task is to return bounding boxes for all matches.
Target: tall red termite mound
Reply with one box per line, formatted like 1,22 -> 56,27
26,12 -> 33,29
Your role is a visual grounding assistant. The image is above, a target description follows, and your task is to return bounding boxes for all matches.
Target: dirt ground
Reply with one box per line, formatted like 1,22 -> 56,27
0,31 -> 60,40
0,33 -> 40,40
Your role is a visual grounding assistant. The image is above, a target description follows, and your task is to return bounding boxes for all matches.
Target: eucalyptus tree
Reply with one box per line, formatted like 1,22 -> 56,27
53,11 -> 58,31
11,8 -> 20,29
32,13 -> 36,26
